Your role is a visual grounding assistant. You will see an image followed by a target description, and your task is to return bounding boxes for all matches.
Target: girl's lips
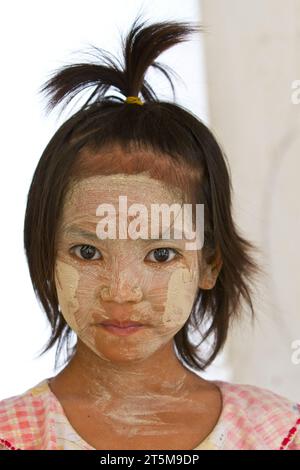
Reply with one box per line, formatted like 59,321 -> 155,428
101,320 -> 144,327
97,324 -> 146,336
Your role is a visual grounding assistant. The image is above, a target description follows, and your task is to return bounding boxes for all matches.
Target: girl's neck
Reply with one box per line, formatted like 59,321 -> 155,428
48,339 -> 206,407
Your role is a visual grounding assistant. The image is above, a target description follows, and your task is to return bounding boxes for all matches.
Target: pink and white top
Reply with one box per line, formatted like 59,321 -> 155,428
0,378 -> 299,450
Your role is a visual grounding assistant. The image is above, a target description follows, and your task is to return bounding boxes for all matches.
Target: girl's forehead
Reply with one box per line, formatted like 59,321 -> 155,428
66,173 -> 185,208
59,173 -> 199,246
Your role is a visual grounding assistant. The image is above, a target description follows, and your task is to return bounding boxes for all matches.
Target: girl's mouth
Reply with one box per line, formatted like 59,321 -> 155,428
96,324 -> 146,336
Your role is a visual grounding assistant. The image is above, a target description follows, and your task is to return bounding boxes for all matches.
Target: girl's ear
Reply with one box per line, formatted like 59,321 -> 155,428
198,245 -> 223,290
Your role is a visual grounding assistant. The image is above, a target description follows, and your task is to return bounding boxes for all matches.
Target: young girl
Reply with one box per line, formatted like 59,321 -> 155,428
0,15 -> 299,451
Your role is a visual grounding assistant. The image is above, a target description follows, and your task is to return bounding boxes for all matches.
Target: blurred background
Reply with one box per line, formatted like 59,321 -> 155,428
0,0 -> 299,402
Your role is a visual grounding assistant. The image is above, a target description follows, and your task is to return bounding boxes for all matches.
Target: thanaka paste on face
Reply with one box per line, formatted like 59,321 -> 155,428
55,173 -> 200,359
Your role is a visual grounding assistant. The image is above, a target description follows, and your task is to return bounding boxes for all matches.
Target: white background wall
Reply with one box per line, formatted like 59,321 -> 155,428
201,0 -> 300,402
0,0 -> 220,400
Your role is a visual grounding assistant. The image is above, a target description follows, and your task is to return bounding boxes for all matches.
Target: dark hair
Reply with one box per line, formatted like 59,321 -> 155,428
24,14 -> 263,372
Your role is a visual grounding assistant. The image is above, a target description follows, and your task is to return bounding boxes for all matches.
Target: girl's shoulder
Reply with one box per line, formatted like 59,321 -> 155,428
212,380 -> 300,450
0,380 -> 58,450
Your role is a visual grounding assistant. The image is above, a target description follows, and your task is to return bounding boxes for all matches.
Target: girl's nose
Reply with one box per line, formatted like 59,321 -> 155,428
100,280 -> 143,303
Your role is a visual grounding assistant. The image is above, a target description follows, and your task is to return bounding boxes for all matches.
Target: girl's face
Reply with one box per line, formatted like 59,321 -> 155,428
54,172 -> 207,364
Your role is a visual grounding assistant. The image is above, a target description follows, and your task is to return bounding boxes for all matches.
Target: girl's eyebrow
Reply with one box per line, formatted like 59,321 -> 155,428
64,225 -> 100,242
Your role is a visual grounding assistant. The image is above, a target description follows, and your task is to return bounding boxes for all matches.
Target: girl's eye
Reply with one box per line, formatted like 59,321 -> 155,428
145,247 -> 180,264
71,245 -> 102,261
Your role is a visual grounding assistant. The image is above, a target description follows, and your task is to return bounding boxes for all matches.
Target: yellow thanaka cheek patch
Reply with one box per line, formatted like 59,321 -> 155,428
163,267 -> 198,329
54,259 -> 80,331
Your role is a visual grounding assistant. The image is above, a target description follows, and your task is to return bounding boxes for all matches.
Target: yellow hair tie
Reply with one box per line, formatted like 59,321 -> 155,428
125,96 -> 144,106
